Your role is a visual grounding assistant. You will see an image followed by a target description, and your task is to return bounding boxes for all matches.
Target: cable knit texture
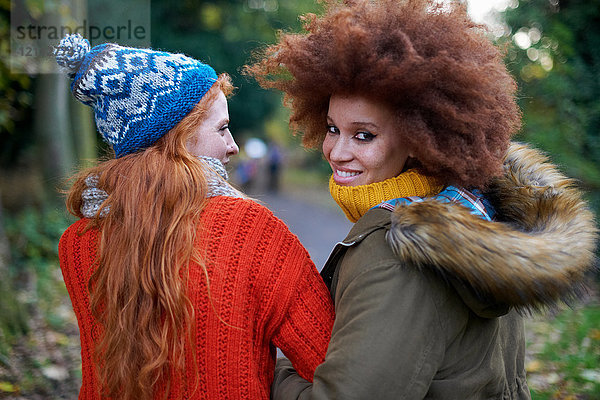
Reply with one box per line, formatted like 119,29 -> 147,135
59,196 -> 334,399
329,169 -> 444,222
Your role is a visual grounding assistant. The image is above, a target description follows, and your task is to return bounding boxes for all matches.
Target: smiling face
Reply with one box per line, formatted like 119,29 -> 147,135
186,91 -> 239,164
323,94 -> 411,186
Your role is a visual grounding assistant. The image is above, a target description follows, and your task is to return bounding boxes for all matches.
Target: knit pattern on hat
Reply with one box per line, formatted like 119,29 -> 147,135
80,157 -> 242,219
329,170 -> 444,222
54,34 -> 218,157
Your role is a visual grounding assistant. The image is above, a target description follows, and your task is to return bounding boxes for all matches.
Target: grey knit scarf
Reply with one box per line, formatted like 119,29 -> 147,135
81,156 -> 243,219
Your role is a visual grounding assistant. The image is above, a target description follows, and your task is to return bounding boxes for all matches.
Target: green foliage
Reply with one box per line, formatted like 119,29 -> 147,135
0,0 -> 35,166
0,0 -> 325,169
3,207 -> 74,328
0,208 -> 79,397
501,0 -> 600,216
527,305 -> 600,399
501,5 -> 600,394
150,0 -> 322,143
0,280 -> 28,359
5,207 -> 70,270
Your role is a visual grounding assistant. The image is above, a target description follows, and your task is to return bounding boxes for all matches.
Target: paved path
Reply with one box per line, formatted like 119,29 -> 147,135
253,192 -> 353,271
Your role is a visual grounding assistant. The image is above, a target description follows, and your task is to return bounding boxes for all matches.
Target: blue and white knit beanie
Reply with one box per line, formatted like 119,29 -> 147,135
54,34 -> 218,157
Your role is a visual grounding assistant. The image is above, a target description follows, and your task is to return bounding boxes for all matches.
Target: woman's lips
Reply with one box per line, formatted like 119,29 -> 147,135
333,168 -> 362,185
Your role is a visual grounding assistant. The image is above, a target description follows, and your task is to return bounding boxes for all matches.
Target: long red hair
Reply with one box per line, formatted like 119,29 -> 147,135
66,74 -> 233,399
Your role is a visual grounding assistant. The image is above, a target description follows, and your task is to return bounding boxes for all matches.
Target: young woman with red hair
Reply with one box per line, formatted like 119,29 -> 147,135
55,34 -> 333,399
247,0 -> 598,398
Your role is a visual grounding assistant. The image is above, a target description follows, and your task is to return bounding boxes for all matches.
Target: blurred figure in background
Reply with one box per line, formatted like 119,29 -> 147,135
267,141 -> 283,193
248,0 -> 598,398
56,34 -> 333,400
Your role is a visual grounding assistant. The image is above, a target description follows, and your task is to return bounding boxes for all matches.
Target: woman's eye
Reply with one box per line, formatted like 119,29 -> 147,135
326,125 -> 339,134
219,125 -> 229,134
355,131 -> 375,141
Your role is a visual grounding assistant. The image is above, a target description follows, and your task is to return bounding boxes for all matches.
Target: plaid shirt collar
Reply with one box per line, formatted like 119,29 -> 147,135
373,186 -> 495,221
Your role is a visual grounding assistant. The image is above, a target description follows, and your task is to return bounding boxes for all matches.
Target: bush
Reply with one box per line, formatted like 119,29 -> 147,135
3,207 -> 74,328
0,207 -> 81,398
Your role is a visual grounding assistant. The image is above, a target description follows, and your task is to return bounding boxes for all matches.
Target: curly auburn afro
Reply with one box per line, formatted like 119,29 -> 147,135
246,0 -> 522,188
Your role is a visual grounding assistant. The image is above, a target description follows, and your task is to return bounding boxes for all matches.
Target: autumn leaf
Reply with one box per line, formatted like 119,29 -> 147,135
0,381 -> 18,392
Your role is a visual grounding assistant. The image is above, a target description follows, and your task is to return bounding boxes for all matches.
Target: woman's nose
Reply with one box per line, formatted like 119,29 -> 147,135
328,136 -> 352,162
227,133 -> 239,156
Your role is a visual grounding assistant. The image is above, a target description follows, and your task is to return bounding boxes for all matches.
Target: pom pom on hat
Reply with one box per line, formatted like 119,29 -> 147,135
54,34 -> 91,77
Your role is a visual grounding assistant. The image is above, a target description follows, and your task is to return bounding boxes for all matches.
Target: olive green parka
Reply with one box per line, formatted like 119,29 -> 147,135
272,143 -> 598,399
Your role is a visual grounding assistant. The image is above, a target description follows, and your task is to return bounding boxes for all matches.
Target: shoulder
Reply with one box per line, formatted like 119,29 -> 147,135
328,208 -> 396,285
203,196 -> 297,240
334,217 -> 470,339
62,217 -> 91,234
342,229 -> 451,298
203,196 -> 280,224
59,218 -> 95,248
59,219 -> 99,281
202,197 -> 318,301
333,208 -> 457,308
335,209 -> 434,289
201,196 -> 307,257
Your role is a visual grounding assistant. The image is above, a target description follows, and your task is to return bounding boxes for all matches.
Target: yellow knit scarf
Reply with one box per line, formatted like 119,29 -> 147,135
329,170 -> 444,222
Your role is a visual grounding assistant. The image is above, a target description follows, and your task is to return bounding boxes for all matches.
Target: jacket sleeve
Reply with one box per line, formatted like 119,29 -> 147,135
269,237 -> 335,382
272,259 -> 448,400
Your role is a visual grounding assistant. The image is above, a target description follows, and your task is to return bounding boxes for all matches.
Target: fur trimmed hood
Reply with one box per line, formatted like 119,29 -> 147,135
386,142 -> 598,311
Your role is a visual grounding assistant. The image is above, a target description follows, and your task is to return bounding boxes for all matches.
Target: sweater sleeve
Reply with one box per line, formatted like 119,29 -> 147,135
271,254 -> 334,382
58,219 -> 103,399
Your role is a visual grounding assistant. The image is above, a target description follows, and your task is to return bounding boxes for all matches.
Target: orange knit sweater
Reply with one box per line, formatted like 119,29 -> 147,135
58,196 -> 334,399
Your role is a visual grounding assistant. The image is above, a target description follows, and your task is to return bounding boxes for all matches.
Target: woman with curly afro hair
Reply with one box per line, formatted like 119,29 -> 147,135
248,0 -> 599,398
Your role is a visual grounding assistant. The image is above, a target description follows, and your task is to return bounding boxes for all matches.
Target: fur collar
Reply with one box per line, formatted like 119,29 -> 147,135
386,142 -> 598,311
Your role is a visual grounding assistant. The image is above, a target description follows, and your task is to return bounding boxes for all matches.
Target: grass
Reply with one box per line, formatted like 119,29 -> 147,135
526,303 -> 600,399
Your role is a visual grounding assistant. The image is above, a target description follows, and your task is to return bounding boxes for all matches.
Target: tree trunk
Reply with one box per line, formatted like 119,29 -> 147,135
34,73 -> 76,204
0,191 -> 9,278
68,0 -> 98,165
70,97 -> 98,165
0,190 -> 29,354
